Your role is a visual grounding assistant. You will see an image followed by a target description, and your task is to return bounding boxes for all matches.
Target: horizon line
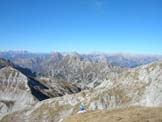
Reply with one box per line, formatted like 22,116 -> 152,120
0,49 -> 162,56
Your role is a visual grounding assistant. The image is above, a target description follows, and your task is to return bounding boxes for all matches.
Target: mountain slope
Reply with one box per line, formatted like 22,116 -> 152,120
98,60 -> 162,106
66,107 -> 162,122
1,60 -> 162,122
35,77 -> 82,98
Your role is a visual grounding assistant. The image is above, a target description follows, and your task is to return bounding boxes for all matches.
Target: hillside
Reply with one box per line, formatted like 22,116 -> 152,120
98,60 -> 162,106
66,107 -> 162,122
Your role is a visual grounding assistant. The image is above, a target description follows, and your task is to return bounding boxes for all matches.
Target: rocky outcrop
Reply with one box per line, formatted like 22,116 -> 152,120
0,66 -> 37,118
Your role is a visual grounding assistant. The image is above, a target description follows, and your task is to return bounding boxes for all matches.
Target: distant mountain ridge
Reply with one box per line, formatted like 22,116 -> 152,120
0,50 -> 49,59
1,51 -> 162,68
84,53 -> 162,67
1,51 -> 162,87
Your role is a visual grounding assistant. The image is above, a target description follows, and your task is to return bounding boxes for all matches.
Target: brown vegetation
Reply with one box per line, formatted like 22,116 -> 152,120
66,107 -> 162,122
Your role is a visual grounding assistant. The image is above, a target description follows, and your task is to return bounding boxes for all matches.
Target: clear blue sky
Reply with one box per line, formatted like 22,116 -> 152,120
0,0 -> 162,54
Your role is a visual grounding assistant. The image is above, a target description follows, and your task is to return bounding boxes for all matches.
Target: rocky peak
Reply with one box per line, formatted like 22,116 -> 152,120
0,58 -> 14,69
0,66 -> 37,118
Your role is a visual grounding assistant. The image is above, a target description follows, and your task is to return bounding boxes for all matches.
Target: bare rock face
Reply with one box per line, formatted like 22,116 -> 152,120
0,66 -> 37,117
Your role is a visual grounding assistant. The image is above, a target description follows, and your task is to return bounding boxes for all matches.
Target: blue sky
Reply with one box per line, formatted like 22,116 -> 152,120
0,0 -> 162,54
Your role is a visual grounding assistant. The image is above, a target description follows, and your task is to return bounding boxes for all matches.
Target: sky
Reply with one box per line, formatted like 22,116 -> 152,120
0,0 -> 162,54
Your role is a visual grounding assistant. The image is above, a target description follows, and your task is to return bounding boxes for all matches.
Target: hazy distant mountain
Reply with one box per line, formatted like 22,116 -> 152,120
0,50 -> 49,59
85,53 -> 162,68
0,51 -> 162,70
1,51 -> 162,69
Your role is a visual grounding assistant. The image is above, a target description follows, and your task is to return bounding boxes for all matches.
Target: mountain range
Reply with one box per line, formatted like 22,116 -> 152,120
0,51 -> 162,122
